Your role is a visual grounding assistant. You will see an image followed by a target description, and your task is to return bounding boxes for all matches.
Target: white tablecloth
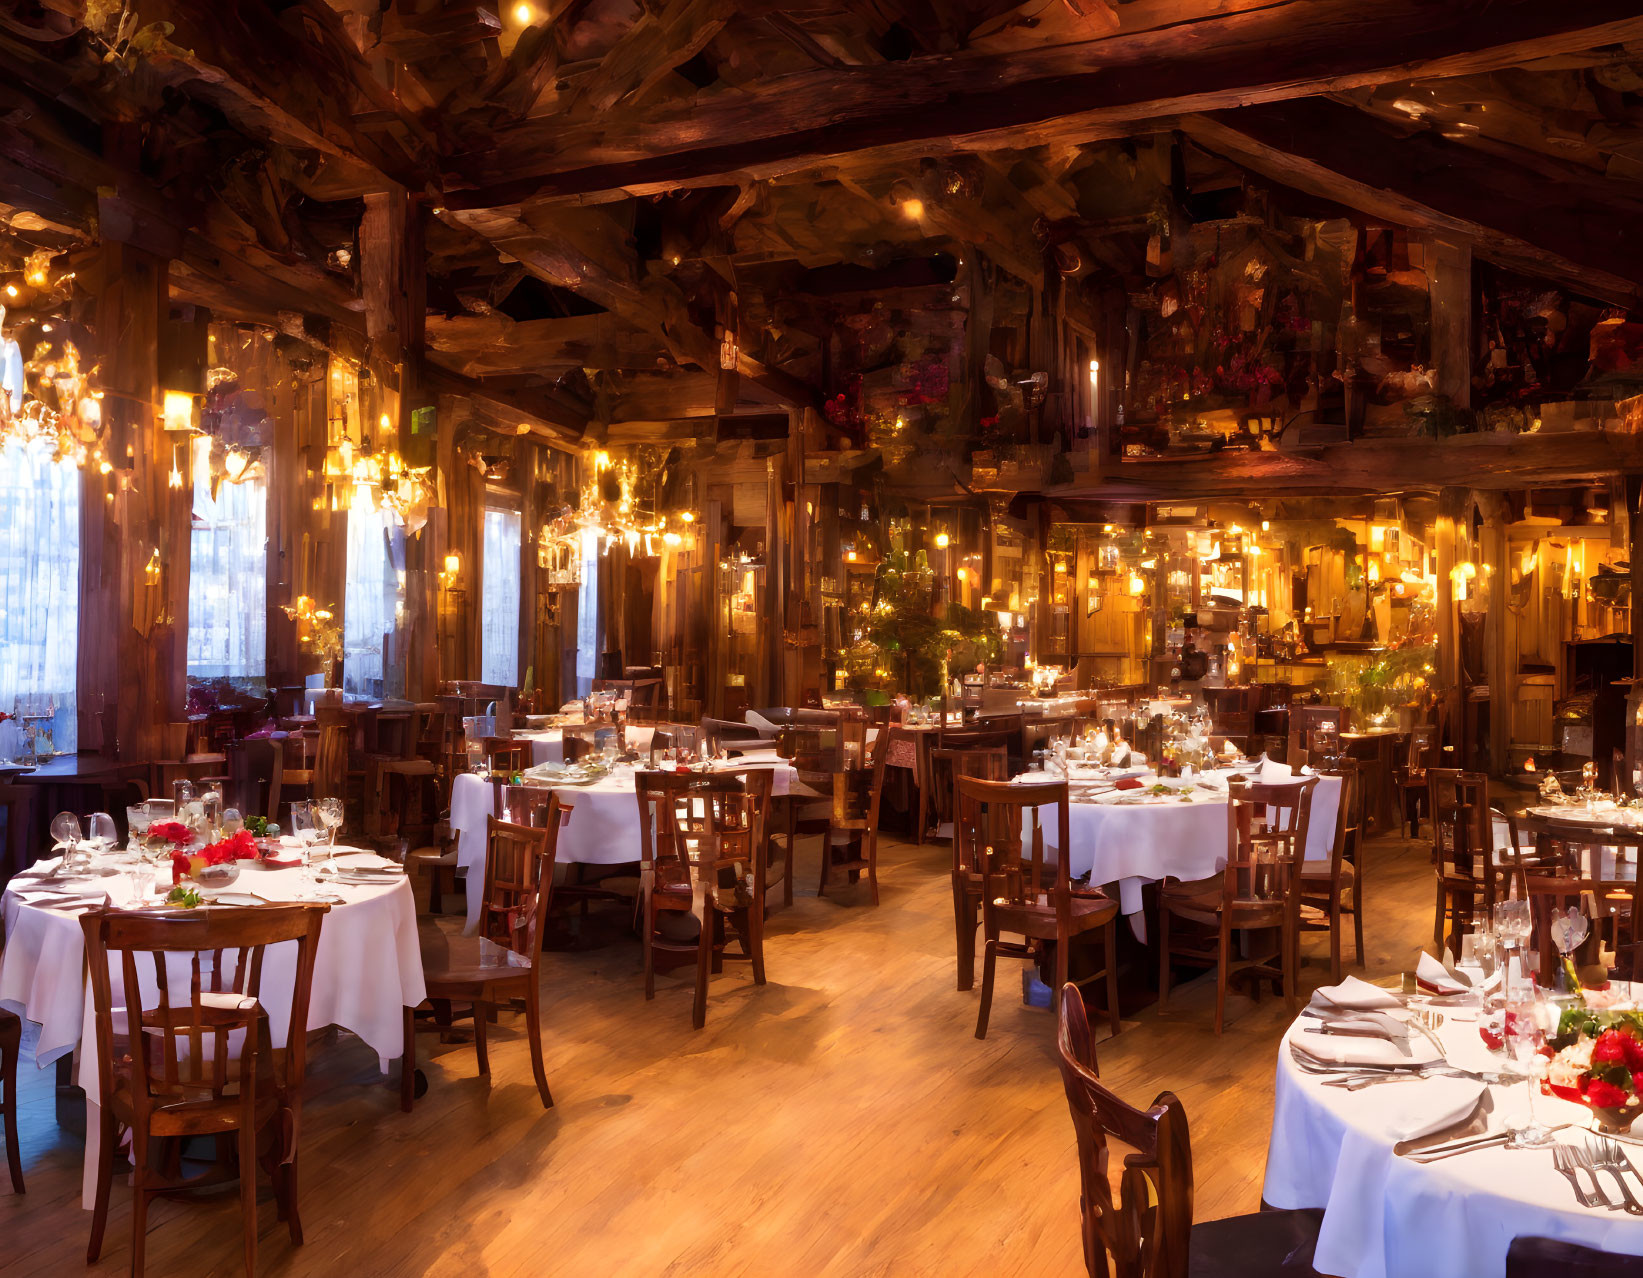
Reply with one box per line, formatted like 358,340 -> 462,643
0,851 -> 425,1207
1264,1006 -> 1643,1277
1040,762 -> 1342,917
450,762 -> 796,934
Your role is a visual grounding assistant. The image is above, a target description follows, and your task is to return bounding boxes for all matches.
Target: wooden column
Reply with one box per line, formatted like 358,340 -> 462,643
1428,238 -> 1473,412
79,242 -> 188,762
1434,487 -> 1464,759
1479,492 -> 1510,775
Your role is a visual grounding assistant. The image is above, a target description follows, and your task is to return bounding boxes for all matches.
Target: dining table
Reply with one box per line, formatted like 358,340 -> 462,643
0,845 -> 426,1208
1264,979 -> 1643,1278
448,756 -> 800,935
1033,758 -> 1342,930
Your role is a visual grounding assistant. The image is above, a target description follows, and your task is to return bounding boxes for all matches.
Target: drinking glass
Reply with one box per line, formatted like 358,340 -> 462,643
126,804 -> 150,854
289,801 -> 319,863
1494,899 -> 1533,974
129,861 -> 156,904
50,810 -> 83,871
1504,986 -> 1554,1148
318,797 -> 344,846
86,812 -> 118,858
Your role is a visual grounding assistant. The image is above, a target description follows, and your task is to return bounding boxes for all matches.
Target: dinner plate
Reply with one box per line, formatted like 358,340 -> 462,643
204,892 -> 265,907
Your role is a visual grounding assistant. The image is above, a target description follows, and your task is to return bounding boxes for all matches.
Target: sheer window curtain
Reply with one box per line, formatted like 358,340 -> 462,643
344,503 -> 406,697
481,507 -> 521,687
186,435 -> 266,682
0,439 -> 78,754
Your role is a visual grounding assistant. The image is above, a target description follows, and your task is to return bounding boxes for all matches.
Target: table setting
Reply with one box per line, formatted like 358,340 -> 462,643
0,800 -> 426,1207
1265,913 -> 1643,1278
449,753 -> 799,934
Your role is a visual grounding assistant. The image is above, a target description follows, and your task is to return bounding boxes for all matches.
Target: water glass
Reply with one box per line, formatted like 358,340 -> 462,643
129,862 -> 156,903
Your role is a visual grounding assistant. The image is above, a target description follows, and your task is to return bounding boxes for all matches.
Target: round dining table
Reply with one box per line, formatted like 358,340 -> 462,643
1037,759 -> 1342,922
1264,991 -> 1643,1278
449,758 -> 799,935
0,848 -> 426,1208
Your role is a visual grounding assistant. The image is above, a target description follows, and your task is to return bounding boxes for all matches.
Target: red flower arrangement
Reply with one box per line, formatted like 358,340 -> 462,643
170,828 -> 259,884
148,821 -> 195,846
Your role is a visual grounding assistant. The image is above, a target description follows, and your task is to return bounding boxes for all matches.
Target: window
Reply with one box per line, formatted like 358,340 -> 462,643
481,505 -> 521,687
187,434 -> 266,682
576,526 -> 599,696
344,503 -> 406,697
0,439 -> 78,753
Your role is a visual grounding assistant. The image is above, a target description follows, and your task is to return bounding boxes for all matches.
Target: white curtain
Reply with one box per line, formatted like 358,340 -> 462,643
187,435 -> 266,682
481,507 -> 521,687
0,439 -> 78,754
575,526 -> 599,696
344,502 -> 406,697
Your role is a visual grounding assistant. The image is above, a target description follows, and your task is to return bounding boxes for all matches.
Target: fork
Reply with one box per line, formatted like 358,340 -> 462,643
1554,1145 -> 1599,1207
1588,1138 -> 1643,1215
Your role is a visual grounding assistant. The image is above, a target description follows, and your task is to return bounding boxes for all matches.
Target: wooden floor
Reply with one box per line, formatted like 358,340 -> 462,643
2,828 -> 1441,1277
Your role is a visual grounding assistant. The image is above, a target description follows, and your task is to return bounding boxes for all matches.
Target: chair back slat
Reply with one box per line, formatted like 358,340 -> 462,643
480,815 -> 560,955
955,777 -> 1072,913
1222,779 -> 1315,910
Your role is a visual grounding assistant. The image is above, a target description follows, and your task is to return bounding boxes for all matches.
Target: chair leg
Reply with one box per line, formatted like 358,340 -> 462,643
1353,887 -> 1366,970
1330,899 -> 1343,985
1213,927 -> 1230,1035
1104,922 -> 1121,1039
1434,880 -> 1446,954
817,833 -> 831,897
400,1006 -> 416,1113
524,986 -> 554,1109
239,1117 -> 258,1278
953,878 -> 975,992
784,806 -> 796,907
473,1001 -> 490,1078
130,1128 -> 150,1278
692,912 -> 713,1030
285,1148 -> 304,1246
643,895 -> 657,1000
1,1030 -> 20,1194
1283,919 -> 1298,1016
747,905 -> 767,986
87,1112 -> 117,1260
1157,906 -> 1172,1009
975,929 -> 998,1040
866,832 -> 879,907
428,864 -> 443,914
1053,938 -> 1069,1024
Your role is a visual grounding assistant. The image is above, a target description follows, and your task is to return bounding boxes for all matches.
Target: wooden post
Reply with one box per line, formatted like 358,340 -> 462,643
1428,237 -> 1473,413
1479,492 -> 1510,775
79,241 -> 188,762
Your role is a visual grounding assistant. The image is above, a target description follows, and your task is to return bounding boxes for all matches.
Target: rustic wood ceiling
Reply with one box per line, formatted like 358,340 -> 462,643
3,0 -> 1643,443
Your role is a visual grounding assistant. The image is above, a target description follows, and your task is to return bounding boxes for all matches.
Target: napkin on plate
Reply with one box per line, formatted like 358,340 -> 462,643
1311,975 -> 1404,1012
1308,1010 -> 1410,1042
1291,1033 -> 1441,1069
1416,951 -> 1471,995
1378,1076 -> 1488,1142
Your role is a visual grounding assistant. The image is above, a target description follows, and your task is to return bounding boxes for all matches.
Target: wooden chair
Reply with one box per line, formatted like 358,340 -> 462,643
1298,764 -> 1365,983
1205,685 -> 1260,753
635,770 -> 772,1028
959,777 -> 1122,1040
1428,768 -> 1493,955
1158,780 -> 1317,1034
1287,705 -> 1344,767
0,1007 -> 20,1194
225,738 -> 283,824
1056,984 -> 1323,1278
1508,1237 -> 1643,1278
1506,812 -> 1643,984
1394,725 -> 1435,837
938,745 -> 1010,990
82,903 -> 329,1277
818,722 -> 889,904
1022,714 -> 1078,765
560,721 -> 620,762
412,812 -> 559,1109
700,716 -> 768,754
649,722 -> 703,763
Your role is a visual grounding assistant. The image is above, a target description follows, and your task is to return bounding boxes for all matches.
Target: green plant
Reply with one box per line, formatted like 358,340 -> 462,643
855,547 -> 1003,698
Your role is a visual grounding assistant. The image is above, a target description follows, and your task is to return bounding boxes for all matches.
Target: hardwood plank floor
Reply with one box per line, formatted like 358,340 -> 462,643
1,831 -> 1439,1277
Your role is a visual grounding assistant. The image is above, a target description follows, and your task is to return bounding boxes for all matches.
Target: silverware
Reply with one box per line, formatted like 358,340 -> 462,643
1570,1144 -> 1617,1209
1587,1138 -> 1643,1215
1404,1132 -> 1511,1163
1550,1143 -> 1590,1202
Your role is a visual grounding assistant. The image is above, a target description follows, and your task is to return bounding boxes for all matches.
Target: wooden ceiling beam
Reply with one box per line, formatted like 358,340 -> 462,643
1179,100 -> 1643,303
444,0 -> 1643,207
445,204 -> 815,407
426,311 -> 673,375
1049,433 -> 1643,502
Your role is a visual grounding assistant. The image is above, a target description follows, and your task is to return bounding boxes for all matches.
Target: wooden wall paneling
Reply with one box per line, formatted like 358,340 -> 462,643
80,241 -> 187,762
765,451 -> 785,709
1427,237 -> 1472,411
1479,493 -> 1510,775
437,397 -> 484,683
518,441 -> 541,699
704,496 -> 725,716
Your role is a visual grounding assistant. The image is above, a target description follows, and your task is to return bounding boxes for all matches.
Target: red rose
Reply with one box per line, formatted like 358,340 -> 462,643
150,821 -> 194,845
170,850 -> 190,885
1586,1078 -> 1631,1109
1622,1034 -> 1643,1071
1593,1029 -> 1632,1066
1630,1071 -> 1643,1098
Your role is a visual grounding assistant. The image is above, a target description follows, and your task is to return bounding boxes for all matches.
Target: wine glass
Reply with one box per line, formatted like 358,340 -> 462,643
126,804 -> 150,854
1494,898 -> 1533,975
49,810 -> 83,872
86,812 -> 118,859
318,797 -> 344,847
289,801 -> 319,864
1503,985 -> 1555,1148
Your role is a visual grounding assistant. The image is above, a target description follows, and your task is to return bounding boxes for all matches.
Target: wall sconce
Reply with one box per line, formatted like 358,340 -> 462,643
441,552 -> 462,588
162,389 -> 196,433
143,548 -> 162,586
719,329 -> 738,371
934,531 -> 950,549
1128,573 -> 1146,596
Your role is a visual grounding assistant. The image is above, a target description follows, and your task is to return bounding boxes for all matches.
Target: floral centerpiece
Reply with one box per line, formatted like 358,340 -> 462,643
147,820 -> 196,849
1541,981 -> 1643,1132
171,828 -> 258,886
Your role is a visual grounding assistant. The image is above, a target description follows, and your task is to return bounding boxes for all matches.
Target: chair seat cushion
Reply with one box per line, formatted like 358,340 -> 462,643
1188,1207 -> 1323,1278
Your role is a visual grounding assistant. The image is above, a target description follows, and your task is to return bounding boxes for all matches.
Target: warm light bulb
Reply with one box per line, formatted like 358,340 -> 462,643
680,511 -> 694,523
934,532 -> 950,549
514,2 -> 534,21
444,553 -> 461,575
162,389 -> 195,432
901,198 -> 924,220
224,448 -> 248,481
663,531 -> 682,547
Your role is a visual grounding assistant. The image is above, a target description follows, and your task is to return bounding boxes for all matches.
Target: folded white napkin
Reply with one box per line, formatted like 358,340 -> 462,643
1417,951 -> 1470,994
1291,1032 -> 1441,1068
1381,1077 -> 1487,1142
1312,975 -> 1403,1012
1309,1010 -> 1409,1041
329,850 -> 400,870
